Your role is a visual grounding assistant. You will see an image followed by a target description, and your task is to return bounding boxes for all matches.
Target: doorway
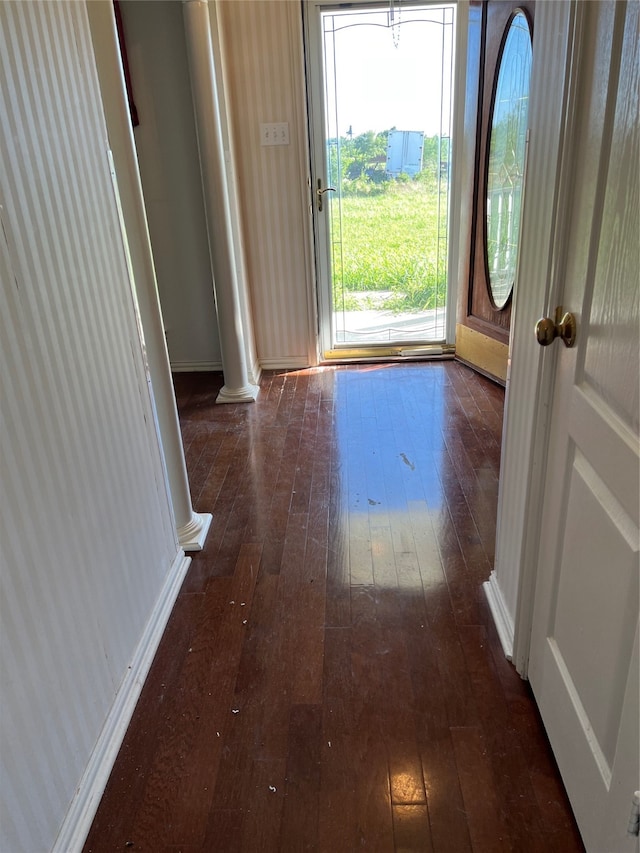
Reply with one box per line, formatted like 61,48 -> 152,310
305,2 -> 457,360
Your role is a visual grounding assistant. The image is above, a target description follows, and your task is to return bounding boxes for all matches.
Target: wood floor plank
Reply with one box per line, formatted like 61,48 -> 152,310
200,809 -> 245,853
83,592 -> 205,851
418,729 -> 473,853
111,575 -> 233,850
459,625 -> 550,852
392,804 -> 434,853
237,759 -> 288,853
133,545 -> 261,848
279,704 -> 323,851
320,628 -> 355,794
451,725 -> 513,853
84,364 -> 584,853
317,788 -> 357,852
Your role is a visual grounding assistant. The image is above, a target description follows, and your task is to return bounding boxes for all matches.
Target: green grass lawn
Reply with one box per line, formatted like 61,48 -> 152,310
330,180 -> 448,313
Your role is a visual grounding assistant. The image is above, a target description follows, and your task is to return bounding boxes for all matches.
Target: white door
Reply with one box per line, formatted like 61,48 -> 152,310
304,2 -> 457,358
528,2 -> 639,851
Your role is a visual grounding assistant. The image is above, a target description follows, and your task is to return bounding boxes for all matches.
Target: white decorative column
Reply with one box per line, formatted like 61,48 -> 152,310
87,1 -> 212,551
182,0 -> 259,404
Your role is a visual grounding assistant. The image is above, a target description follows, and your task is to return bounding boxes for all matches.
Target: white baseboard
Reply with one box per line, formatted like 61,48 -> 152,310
250,357 -> 262,386
171,360 -> 261,384
258,356 -> 310,371
483,571 -> 515,661
170,360 -> 223,372
171,358 -> 309,375
53,550 -> 191,853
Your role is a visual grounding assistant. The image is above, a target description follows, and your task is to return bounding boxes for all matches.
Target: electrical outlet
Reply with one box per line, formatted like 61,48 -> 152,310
260,122 -> 290,146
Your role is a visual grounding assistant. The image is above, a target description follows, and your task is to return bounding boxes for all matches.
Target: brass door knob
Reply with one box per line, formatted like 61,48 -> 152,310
535,308 -> 576,348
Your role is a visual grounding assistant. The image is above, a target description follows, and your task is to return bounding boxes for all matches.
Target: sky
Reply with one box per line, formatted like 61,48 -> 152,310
322,4 -> 455,140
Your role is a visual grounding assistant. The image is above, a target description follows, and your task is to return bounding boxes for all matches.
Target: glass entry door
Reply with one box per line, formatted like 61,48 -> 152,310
305,2 -> 456,358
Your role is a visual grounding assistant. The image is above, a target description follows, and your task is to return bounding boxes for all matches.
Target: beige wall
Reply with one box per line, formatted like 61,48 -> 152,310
121,0 -> 315,371
218,0 -> 315,368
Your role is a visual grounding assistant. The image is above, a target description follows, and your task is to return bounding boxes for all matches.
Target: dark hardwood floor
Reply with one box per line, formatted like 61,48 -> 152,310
84,362 -> 584,852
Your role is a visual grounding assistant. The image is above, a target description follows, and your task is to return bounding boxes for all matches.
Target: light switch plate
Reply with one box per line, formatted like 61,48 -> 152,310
260,122 -> 290,146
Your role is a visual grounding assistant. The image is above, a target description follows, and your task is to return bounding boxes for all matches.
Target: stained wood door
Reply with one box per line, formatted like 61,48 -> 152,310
456,0 -> 534,383
528,2 -> 639,849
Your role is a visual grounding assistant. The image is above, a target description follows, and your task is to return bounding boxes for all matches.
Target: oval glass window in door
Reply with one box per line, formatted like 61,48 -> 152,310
485,10 -> 532,309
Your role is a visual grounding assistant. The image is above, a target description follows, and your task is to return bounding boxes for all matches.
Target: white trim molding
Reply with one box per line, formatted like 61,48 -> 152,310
53,550 -> 191,853
170,360 -> 261,385
492,0 -> 585,677
250,358 -> 262,387
483,573 -> 514,660
180,358 -> 306,375
258,357 -> 312,371
171,360 -> 224,373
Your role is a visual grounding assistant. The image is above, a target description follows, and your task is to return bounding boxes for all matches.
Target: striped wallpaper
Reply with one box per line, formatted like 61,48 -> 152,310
0,2 -> 181,849
218,0 -> 317,368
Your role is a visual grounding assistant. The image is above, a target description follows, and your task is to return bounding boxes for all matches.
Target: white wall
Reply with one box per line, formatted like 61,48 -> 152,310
119,0 -> 223,371
0,3 -> 187,849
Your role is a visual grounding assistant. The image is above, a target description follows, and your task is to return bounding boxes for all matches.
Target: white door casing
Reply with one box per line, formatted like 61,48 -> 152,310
303,0 -> 332,359
527,2 -> 639,851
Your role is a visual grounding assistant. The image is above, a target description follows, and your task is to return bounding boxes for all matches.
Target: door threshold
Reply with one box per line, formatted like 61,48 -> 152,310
321,343 -> 455,364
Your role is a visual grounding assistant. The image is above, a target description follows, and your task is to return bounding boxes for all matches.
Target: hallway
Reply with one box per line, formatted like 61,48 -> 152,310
84,363 -> 583,852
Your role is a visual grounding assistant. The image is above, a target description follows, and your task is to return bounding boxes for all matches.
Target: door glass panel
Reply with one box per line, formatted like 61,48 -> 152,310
321,4 -> 455,348
485,10 -> 532,309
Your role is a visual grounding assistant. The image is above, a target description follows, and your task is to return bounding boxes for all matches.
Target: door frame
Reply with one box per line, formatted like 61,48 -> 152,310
491,0 -> 586,674
455,0 -> 535,386
302,0 -> 470,360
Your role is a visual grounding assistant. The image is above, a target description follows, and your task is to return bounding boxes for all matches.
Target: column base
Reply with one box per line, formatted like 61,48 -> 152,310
216,383 -> 259,404
177,511 -> 212,551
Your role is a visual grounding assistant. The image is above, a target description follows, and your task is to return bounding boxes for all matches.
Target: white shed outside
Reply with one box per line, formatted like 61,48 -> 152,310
386,130 -> 424,177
